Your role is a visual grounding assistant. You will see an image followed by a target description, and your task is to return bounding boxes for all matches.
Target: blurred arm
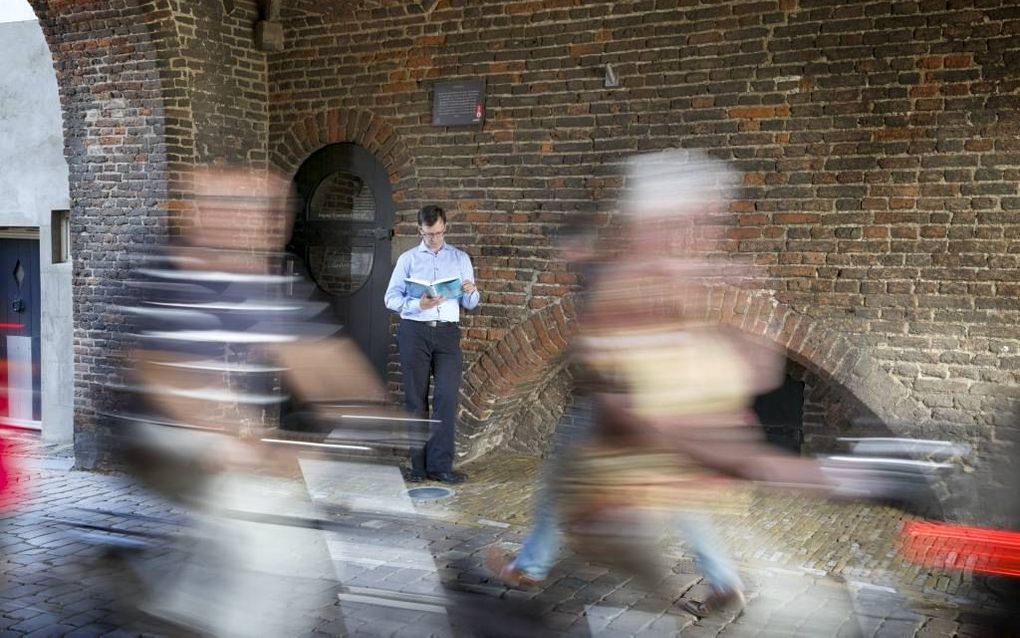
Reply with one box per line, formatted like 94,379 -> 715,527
594,392 -> 828,489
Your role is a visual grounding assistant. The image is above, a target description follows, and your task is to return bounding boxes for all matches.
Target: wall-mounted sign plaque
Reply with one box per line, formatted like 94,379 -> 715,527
432,79 -> 486,126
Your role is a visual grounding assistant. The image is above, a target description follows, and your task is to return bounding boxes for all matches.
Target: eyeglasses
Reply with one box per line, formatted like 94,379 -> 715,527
420,227 -> 447,239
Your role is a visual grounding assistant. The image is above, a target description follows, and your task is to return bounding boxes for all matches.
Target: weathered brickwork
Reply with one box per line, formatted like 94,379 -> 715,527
28,0 -> 175,467
266,0 -> 1020,463
25,1 -> 1020,467
28,0 -> 272,466
159,0 -> 271,241
177,0 -> 269,165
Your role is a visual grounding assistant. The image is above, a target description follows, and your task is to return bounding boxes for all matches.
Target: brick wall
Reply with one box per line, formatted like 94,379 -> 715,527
161,0 -> 270,241
29,0 -> 174,466
29,0 -> 271,466
175,0 -> 269,165
29,0 -> 1020,468
268,0 -> 1020,462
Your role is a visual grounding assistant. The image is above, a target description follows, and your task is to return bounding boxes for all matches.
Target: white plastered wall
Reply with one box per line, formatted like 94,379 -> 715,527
0,10 -> 73,445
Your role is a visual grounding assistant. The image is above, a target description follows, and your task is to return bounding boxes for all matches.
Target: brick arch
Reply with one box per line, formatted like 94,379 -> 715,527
704,286 -> 928,428
458,297 -> 577,459
459,285 -> 926,460
270,108 -> 415,194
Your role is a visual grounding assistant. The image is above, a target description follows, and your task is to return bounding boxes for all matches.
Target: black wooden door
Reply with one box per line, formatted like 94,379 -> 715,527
291,144 -> 395,380
0,238 -> 41,422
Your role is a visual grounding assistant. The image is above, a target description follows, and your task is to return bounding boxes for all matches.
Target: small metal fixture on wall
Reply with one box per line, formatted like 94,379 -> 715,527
604,63 -> 619,88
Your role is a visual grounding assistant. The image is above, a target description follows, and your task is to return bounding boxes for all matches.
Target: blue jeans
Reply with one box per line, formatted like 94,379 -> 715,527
676,513 -> 743,593
513,397 -> 594,580
514,398 -> 742,593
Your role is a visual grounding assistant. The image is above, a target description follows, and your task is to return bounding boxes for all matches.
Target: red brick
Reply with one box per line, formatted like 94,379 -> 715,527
505,1 -> 545,15
943,53 -> 973,69
379,81 -> 417,94
416,34 -> 446,46
568,43 -> 601,57
774,213 -> 820,224
727,105 -> 791,119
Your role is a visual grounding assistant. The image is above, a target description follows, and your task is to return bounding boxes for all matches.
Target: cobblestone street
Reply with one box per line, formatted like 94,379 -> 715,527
4,0 -> 1020,632
0,435 -> 1010,637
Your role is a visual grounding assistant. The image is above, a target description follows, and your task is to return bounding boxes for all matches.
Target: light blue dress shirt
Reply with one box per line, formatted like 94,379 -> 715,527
384,240 -> 480,322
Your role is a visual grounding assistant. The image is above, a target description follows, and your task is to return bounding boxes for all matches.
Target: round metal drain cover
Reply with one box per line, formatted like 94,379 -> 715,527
406,486 -> 454,501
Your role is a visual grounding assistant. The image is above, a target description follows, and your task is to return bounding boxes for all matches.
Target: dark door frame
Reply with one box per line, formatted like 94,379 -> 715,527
0,234 -> 42,424
291,143 -> 395,380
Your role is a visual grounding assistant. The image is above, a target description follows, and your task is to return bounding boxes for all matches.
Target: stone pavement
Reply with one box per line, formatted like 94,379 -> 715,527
0,434 -> 1011,637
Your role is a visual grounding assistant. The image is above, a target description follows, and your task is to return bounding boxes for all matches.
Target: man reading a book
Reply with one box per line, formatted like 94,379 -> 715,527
384,204 -> 480,483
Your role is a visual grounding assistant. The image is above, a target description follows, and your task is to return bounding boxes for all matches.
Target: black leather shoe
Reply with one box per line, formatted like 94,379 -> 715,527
679,588 -> 745,618
426,471 -> 466,484
406,471 -> 425,483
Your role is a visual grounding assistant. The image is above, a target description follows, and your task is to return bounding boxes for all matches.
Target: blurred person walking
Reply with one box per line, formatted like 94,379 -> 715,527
554,150 -> 839,618
487,215 -> 602,587
109,165 -> 345,636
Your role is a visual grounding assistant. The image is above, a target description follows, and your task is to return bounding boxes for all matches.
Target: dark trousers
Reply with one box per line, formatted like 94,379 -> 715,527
398,319 -> 462,474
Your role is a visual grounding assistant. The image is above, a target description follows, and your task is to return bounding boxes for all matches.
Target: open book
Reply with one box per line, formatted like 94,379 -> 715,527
405,276 -> 462,300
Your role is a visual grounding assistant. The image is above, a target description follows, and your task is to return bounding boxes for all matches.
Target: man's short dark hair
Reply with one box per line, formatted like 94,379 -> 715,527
418,205 -> 446,227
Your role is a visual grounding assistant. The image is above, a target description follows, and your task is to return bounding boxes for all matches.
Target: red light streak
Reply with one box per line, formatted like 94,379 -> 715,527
902,520 -> 1020,577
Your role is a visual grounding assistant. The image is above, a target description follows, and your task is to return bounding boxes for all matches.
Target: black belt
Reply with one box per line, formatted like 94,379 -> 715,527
408,320 -> 458,327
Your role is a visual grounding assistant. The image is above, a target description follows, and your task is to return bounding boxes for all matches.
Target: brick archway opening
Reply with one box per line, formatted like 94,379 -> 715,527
271,108 -> 414,190
458,285 -> 925,462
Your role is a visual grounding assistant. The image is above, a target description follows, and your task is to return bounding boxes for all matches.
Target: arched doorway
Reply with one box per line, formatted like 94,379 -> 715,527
290,143 -> 395,379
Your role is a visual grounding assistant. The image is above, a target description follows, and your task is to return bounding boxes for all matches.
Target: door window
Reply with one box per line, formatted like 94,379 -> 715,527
305,171 -> 377,295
